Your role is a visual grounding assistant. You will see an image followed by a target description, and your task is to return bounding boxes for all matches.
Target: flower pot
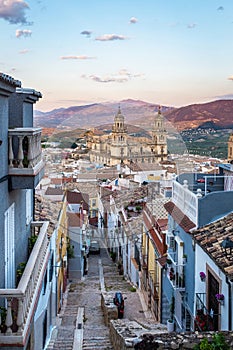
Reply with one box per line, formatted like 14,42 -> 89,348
167,319 -> 174,332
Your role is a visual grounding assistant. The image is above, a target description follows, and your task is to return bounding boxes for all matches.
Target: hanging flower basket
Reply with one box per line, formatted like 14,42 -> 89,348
215,294 -> 224,304
199,272 -> 206,282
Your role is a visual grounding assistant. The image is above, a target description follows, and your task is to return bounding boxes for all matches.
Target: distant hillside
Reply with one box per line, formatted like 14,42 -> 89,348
164,99 -> 233,130
35,99 -> 172,131
35,98 -> 233,132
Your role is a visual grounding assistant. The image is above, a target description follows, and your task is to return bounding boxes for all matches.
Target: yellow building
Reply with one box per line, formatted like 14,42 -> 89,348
56,195 -> 68,312
87,106 -> 167,166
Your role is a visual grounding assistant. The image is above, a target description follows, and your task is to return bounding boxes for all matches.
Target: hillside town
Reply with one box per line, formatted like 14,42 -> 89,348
1,73 -> 233,350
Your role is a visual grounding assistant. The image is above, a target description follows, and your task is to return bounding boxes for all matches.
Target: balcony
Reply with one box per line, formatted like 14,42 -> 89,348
142,254 -> 148,269
167,261 -> 185,291
0,221 -> 49,346
8,128 -> 45,189
172,180 -> 199,226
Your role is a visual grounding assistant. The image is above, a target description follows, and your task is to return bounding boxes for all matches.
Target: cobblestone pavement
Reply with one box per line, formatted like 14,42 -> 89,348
46,247 -> 154,350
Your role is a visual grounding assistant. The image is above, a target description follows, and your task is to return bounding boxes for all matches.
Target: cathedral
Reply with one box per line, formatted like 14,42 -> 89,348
86,106 -> 167,166
228,132 -> 233,163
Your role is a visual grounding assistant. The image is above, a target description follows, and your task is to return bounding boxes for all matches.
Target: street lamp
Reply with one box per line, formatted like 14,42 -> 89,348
220,237 -> 233,256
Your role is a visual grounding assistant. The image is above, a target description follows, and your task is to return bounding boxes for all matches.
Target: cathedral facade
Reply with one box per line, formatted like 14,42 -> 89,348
87,106 -> 167,166
228,133 -> 233,163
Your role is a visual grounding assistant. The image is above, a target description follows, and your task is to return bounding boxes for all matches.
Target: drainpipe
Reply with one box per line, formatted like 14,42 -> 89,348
226,276 -> 232,330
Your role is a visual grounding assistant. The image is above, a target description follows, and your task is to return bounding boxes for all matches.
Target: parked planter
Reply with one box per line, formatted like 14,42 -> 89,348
215,293 -> 224,305
167,319 -> 174,332
182,255 -> 187,264
199,272 -> 206,282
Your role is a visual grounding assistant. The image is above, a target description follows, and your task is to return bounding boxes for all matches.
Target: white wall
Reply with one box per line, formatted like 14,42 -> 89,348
195,244 -> 232,330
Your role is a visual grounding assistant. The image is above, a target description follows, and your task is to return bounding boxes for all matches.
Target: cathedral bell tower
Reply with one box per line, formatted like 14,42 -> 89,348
111,106 -> 128,163
228,133 -> 233,163
151,106 -> 167,161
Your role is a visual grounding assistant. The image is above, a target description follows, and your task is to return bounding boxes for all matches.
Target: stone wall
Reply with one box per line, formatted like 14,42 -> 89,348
101,292 -> 118,326
109,318 -> 233,350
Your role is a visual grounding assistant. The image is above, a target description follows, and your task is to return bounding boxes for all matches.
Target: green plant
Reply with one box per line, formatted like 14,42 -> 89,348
16,262 -> 27,284
194,333 -> 230,350
168,295 -> 175,322
28,235 -> 38,251
0,307 -> 7,324
129,286 -> 136,292
67,243 -> 74,258
135,205 -> 142,212
110,251 -> 116,262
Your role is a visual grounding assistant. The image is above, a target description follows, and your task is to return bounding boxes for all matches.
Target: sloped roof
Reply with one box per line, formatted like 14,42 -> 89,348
45,187 -> 63,196
50,178 -> 62,185
66,190 -> 89,210
164,201 -> 196,232
35,195 -> 62,236
192,211 -> 233,281
147,197 -> 170,219
127,162 -> 163,172
67,212 -> 81,227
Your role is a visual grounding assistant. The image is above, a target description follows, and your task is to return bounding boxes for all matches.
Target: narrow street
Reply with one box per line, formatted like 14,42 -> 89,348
46,246 -> 151,350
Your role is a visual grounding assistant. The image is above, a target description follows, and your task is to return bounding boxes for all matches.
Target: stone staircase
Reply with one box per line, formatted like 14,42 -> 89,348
82,302 -> 113,350
46,250 -> 148,350
161,294 -> 170,324
46,326 -> 74,350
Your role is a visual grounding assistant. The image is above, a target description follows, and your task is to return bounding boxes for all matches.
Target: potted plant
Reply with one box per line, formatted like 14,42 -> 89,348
167,295 -> 175,332
215,293 -> 224,304
16,262 -> 26,284
182,254 -> 187,264
199,271 -> 206,282
169,267 -> 175,281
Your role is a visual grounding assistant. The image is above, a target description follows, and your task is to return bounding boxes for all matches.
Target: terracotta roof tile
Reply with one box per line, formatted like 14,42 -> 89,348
67,212 -> 81,227
192,211 -> 233,280
45,187 -> 63,196
66,190 -> 89,210
164,201 -> 196,232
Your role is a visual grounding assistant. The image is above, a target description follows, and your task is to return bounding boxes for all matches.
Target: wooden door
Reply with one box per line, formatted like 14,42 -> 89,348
208,271 -> 219,330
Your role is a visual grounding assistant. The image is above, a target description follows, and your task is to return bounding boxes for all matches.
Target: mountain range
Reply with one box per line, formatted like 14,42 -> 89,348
35,99 -> 233,135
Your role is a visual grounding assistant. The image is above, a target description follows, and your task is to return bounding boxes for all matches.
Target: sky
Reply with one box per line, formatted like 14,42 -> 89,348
1,0 -> 233,112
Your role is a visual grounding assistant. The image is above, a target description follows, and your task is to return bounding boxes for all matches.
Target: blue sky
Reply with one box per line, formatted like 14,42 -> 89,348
1,0 -> 233,111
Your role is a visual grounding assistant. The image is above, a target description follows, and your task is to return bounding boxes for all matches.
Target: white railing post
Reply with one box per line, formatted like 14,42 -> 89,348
8,128 -> 43,172
17,298 -> 24,334
8,135 -> 14,168
27,135 -> 33,168
5,298 -> 13,334
17,136 -> 24,168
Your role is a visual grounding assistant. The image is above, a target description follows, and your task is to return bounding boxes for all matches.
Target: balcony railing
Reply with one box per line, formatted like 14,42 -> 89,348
172,180 -> 199,226
8,128 -> 44,176
195,293 -> 215,332
167,262 -> 185,291
142,254 -> 148,269
0,221 -> 49,345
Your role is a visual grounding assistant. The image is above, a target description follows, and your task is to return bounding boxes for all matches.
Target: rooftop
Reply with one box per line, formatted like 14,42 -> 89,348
192,211 -> 233,281
0,72 -> 21,87
164,201 -> 196,233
